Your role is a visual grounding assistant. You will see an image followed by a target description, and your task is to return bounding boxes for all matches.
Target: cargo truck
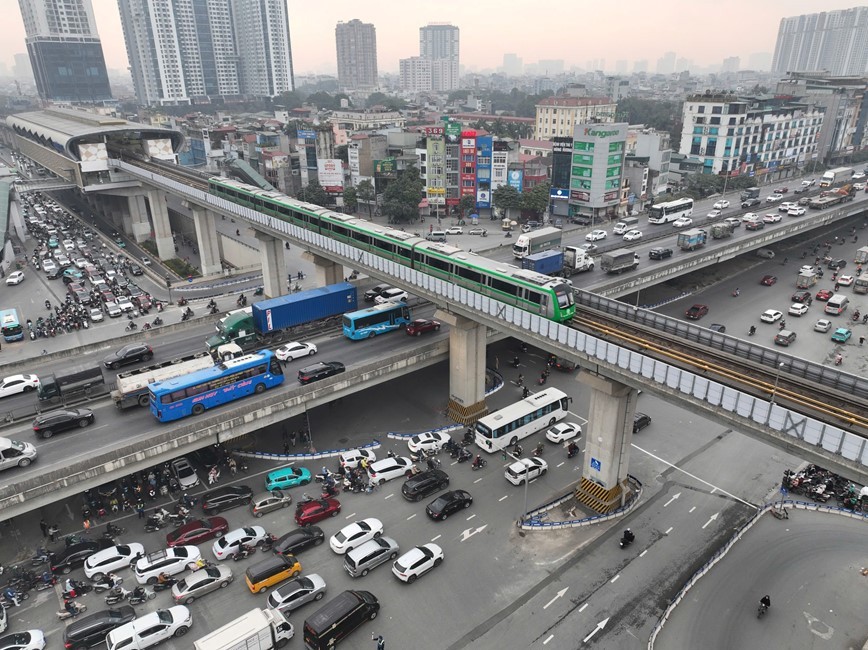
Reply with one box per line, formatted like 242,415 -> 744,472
512,227 -> 562,259
739,187 -> 760,201
562,246 -> 595,274
710,222 -> 733,239
193,608 -> 293,650
820,167 -> 853,188
111,352 -> 215,409
600,249 -> 640,274
206,283 -> 357,352
37,367 -> 104,403
855,246 -> 868,265
677,228 -> 707,251
808,185 -> 854,210
521,250 -> 564,276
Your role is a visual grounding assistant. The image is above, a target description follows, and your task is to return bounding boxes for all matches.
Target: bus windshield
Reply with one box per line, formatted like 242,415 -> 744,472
0,309 -> 23,342
475,389 -> 572,452
342,303 -> 411,340
149,351 -> 284,422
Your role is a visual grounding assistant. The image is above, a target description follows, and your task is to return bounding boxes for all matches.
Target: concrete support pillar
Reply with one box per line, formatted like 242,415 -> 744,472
147,190 -> 174,261
255,229 -> 287,298
436,311 -> 489,425
187,203 -> 222,275
128,195 -> 151,243
301,251 -> 342,286
574,372 -> 639,513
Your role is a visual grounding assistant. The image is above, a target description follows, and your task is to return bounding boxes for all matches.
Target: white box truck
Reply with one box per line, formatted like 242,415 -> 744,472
193,608 -> 293,650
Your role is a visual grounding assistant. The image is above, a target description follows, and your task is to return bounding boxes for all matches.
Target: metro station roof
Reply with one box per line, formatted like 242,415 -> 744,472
6,107 -> 184,161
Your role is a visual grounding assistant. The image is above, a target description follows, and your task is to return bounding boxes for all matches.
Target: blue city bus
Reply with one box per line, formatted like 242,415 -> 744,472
342,303 -> 412,340
149,350 -> 284,422
0,309 -> 24,342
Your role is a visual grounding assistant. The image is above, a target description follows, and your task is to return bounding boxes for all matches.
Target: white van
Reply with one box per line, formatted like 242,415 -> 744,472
825,294 -> 849,315
0,437 -> 37,471
106,606 -> 192,650
613,216 -> 639,235
426,230 -> 447,242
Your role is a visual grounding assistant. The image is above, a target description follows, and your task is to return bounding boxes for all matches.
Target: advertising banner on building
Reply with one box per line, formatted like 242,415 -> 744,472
424,127 -> 444,136
552,137 -> 573,154
508,169 -> 524,192
145,139 -> 174,161
317,159 -> 344,192
570,190 -> 590,202
77,142 -> 109,172
550,188 -> 569,200
477,188 -> 491,207
375,158 -> 396,174
297,129 -> 316,140
445,121 -> 461,144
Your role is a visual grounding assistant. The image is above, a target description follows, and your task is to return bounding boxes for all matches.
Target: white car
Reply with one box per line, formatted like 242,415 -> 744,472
712,199 -> 730,210
760,309 -> 783,323
585,230 -> 607,242
83,543 -> 145,580
814,319 -> 832,333
374,288 -> 408,304
789,206 -> 806,217
266,574 -> 327,614
763,213 -> 782,223
106,606 -> 192,649
622,229 -> 643,242
367,456 -> 413,485
105,302 -> 122,318
212,526 -> 268,560
54,253 -> 70,267
90,308 -> 104,322
672,217 -> 693,228
788,303 -> 809,316
837,275 -> 854,286
0,374 -> 40,399
407,431 -> 451,453
579,243 -> 598,254
706,209 -> 722,219
338,449 -> 377,470
545,422 -> 582,444
854,183 -> 866,191
724,217 -> 741,229
5,271 -> 24,286
444,226 -> 463,235
778,202 -> 796,212
275,342 -> 318,362
134,546 -> 202,584
741,213 -> 760,222
766,193 -> 783,203
62,239 -> 76,252
329,517 -> 384,554
799,265 -> 815,274
392,543 -> 444,583
0,630 -> 44,650
504,457 -> 548,485
42,259 -> 57,273
116,296 -> 134,312
74,257 -> 89,269
852,172 -> 866,180
170,457 -> 200,489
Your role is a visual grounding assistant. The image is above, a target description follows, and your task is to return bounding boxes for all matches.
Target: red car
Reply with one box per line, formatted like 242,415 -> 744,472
294,498 -> 341,526
760,275 -> 778,286
685,304 -> 709,320
406,319 -> 441,336
815,288 -> 834,301
775,187 -> 789,194
166,517 -> 228,547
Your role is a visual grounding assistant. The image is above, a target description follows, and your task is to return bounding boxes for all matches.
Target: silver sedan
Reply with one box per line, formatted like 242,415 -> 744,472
171,564 -> 233,605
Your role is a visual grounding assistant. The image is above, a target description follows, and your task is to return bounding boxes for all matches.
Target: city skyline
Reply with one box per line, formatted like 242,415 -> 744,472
3,0 -> 866,79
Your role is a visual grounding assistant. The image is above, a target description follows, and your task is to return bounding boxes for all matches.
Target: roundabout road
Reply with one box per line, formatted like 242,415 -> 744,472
653,508 -> 867,650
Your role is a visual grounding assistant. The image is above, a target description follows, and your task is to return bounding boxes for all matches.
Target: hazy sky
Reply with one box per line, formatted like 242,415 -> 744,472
4,0 -> 864,76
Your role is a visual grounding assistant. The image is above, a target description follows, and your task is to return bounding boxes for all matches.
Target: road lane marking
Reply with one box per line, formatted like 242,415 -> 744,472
639,549 -> 648,558
466,514 -> 476,521
578,603 -> 588,613
689,506 -> 696,513
498,495 -> 508,501
543,634 -> 554,645
345,512 -> 356,519
664,527 -> 673,534
384,493 -> 394,500
406,513 -> 416,521
610,574 -> 620,583
431,534 -> 441,542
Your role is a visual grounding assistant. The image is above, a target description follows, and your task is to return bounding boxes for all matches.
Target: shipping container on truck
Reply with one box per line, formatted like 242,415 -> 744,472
206,283 -> 357,352
512,227 -> 562,259
521,250 -> 564,276
600,249 -> 640,274
820,167 -> 853,188
855,246 -> 868,265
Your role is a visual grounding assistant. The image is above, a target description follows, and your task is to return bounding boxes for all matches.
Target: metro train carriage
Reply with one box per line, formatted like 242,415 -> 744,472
209,177 -> 575,323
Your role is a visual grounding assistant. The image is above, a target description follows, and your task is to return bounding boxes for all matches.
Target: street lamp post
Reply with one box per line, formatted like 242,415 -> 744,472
770,362 -> 785,405
504,448 -> 531,524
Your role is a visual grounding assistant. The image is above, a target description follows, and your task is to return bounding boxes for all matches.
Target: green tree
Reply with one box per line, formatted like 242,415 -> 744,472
365,92 -> 407,111
343,186 -> 358,214
356,179 -> 376,217
382,165 -> 424,224
616,98 -> 681,134
459,194 -> 477,218
274,91 -> 304,110
520,182 -> 551,218
448,89 -> 470,102
297,180 -> 329,206
335,144 -> 349,164
493,184 -> 521,220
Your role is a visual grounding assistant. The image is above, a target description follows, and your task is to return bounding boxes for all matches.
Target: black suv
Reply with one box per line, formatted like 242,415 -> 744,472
63,606 -> 136,649
103,343 -> 153,369
401,469 -> 450,502
648,247 -> 673,260
791,291 -> 813,305
51,539 -> 114,574
633,412 -> 652,433
298,362 -> 345,385
32,407 -> 95,439
201,484 -> 254,515
273,526 -> 325,556
364,284 -> 391,302
741,197 -> 761,208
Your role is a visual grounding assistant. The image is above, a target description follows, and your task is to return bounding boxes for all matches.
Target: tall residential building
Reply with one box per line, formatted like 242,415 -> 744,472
419,23 -> 459,91
533,96 -> 618,139
335,19 -> 378,91
502,53 -> 523,76
119,0 -> 240,106
231,0 -> 295,97
18,0 -> 112,102
772,8 -> 868,76
656,51 -> 676,75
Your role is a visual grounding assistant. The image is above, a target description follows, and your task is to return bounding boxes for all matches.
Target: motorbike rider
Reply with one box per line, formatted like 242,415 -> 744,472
733,287 -> 740,296
567,441 -> 579,457
64,599 -> 77,615
157,572 -> 170,585
472,455 -> 483,468
749,325 -> 756,336
622,529 -> 635,544
835,353 -> 843,365
760,594 -> 771,610
534,441 -> 544,456
4,586 -> 19,606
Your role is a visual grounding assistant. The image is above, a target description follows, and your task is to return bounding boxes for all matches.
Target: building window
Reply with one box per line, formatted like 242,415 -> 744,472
574,141 -> 594,152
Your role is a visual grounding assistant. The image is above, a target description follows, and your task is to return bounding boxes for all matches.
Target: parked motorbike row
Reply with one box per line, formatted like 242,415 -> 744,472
782,465 -> 865,510
28,300 -> 91,338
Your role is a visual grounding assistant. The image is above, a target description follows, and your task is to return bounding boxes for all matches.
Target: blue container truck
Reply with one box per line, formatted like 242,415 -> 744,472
521,250 -> 564,276
206,283 -> 357,352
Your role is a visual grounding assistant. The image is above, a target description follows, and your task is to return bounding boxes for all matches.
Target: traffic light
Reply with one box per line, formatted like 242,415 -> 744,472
165,275 -> 172,289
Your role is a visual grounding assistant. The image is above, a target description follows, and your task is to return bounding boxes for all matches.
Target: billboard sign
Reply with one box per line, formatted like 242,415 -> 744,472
375,158 -> 397,174
552,138 -> 573,154
445,121 -> 461,144
570,190 -> 590,202
550,188 -> 569,200
317,159 -> 344,192
508,169 -> 524,192
424,127 -> 444,136
477,189 -> 490,208
297,129 -> 316,140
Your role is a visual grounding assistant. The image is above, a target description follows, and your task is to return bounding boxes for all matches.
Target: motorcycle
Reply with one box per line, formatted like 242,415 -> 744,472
152,316 -> 163,326
410,449 -> 436,463
208,305 -> 218,315
231,544 -> 257,562
315,469 -> 339,484
125,321 -> 138,332
207,299 -> 217,309
128,586 -> 156,605
731,289 -> 740,297
851,311 -> 861,322
567,444 -> 579,459
748,326 -> 756,336
456,448 -> 472,463
835,354 -> 843,366
177,297 -> 188,307
30,546 -> 51,566
91,576 -> 121,593
152,578 -> 177,592
62,580 -> 93,599
471,457 -> 487,471
258,533 -> 277,553
253,287 -> 264,296
619,530 -> 635,549
533,443 -> 544,457
102,523 -> 125,539
56,601 -> 87,620
104,586 -> 131,605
